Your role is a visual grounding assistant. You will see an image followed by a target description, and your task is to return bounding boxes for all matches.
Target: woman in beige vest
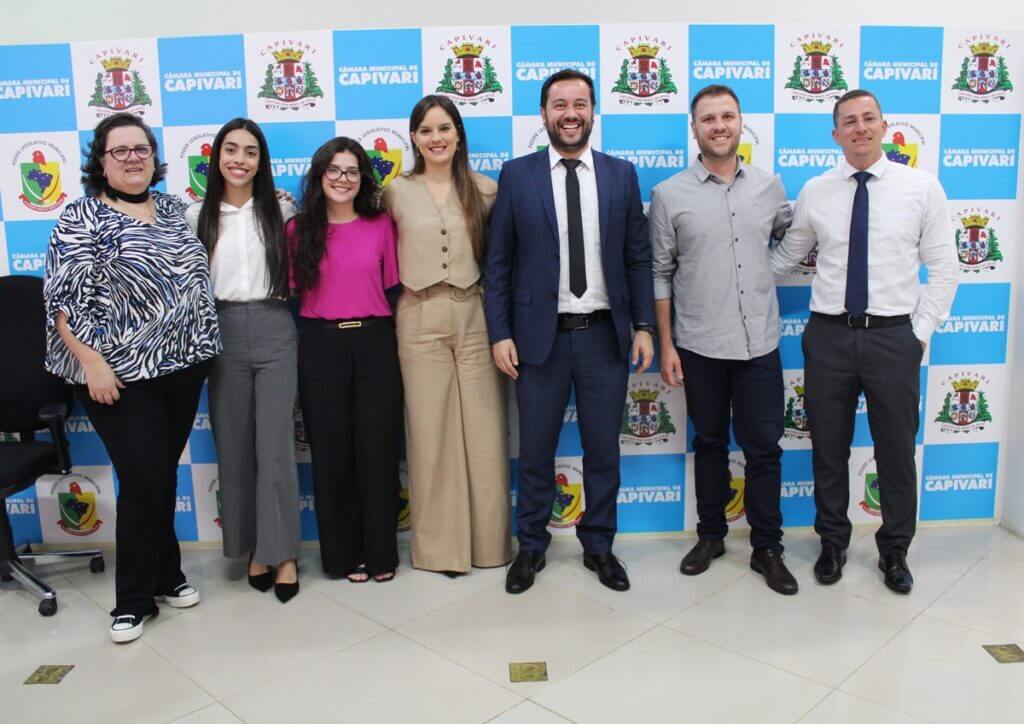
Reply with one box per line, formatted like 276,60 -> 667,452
383,95 -> 511,576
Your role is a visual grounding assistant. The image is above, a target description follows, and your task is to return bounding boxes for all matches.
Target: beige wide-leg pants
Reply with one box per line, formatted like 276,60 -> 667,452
396,284 -> 512,572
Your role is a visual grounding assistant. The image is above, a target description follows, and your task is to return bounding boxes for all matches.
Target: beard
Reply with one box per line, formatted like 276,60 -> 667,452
545,117 -> 593,155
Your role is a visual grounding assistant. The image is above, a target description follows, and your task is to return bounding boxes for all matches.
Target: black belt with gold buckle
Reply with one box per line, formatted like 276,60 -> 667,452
309,316 -> 390,330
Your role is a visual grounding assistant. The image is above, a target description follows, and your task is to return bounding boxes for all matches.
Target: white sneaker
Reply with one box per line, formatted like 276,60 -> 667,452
155,583 -> 200,608
110,612 -> 155,643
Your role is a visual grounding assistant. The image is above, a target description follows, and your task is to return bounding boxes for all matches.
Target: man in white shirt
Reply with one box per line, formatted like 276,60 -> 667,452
771,89 -> 958,594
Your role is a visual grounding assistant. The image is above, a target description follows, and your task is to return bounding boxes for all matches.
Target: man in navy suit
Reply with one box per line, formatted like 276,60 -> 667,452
484,69 -> 655,594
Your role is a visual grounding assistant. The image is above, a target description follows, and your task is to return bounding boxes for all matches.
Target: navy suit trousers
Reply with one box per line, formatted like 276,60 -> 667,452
514,317 -> 628,555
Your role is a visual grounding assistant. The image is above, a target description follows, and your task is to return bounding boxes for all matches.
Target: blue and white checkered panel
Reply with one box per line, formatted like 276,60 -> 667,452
0,24 -> 1019,544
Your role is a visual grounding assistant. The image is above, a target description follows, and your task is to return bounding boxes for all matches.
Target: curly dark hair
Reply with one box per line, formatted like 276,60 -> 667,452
80,112 -> 166,196
290,136 -> 382,294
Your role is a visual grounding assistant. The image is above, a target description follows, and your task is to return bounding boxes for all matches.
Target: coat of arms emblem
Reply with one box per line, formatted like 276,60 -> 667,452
955,213 -> 1003,272
620,385 -> 677,445
257,47 -> 325,110
88,55 -> 152,115
55,478 -> 103,536
784,41 -> 848,102
611,43 -> 678,106
951,41 -> 1014,103
935,377 -> 993,433
19,149 -> 67,213
435,43 -> 503,105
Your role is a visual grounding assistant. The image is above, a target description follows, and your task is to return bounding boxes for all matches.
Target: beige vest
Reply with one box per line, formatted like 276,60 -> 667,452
384,172 -> 497,290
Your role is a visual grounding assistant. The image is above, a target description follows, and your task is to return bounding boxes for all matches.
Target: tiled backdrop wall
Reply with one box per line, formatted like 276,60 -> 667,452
1,24 -> 1019,545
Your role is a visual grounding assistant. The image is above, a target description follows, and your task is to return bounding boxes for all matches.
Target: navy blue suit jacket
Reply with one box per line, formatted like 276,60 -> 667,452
483,149 -> 655,366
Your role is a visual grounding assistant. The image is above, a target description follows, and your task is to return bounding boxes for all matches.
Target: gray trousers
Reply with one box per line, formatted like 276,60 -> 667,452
802,314 -> 923,555
209,300 -> 301,564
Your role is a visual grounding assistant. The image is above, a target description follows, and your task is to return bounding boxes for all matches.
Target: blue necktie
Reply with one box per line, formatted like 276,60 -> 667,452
845,171 -> 872,318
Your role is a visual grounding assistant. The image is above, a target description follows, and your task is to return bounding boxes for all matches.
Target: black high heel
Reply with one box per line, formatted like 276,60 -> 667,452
248,553 -> 273,592
274,561 -> 299,603
274,579 -> 299,603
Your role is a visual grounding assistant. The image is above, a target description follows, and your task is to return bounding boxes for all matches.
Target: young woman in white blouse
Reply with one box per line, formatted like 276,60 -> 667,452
186,118 -> 301,603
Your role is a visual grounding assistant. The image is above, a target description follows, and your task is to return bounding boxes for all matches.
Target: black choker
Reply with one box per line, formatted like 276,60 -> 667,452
104,183 -> 150,204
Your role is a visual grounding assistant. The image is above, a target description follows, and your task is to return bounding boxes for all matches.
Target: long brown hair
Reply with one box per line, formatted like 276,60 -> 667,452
408,95 -> 486,261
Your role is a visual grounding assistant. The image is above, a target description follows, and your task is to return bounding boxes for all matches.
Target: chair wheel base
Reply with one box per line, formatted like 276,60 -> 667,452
38,598 -> 57,617
90,557 -> 105,573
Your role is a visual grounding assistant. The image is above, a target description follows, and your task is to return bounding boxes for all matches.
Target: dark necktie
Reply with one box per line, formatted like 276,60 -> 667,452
561,158 -> 587,298
845,171 -> 872,318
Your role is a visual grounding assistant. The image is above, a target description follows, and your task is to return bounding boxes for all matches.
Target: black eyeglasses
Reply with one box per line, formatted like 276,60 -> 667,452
104,145 -> 154,161
324,166 -> 361,183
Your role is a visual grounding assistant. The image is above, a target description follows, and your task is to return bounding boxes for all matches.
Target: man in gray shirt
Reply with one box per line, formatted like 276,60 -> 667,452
650,84 -> 797,595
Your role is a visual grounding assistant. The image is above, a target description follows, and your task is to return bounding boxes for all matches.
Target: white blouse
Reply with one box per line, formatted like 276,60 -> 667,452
186,197 -> 297,302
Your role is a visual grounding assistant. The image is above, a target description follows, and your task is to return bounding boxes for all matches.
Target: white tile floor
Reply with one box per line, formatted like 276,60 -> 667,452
2,525 -> 1022,724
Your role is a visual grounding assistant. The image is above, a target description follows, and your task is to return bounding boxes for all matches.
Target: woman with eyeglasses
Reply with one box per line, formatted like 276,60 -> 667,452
44,112 -> 220,643
288,137 -> 401,583
383,96 -> 511,577
185,118 -> 301,603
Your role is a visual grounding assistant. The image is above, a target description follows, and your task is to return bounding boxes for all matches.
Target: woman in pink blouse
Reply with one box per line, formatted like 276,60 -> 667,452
288,137 -> 401,583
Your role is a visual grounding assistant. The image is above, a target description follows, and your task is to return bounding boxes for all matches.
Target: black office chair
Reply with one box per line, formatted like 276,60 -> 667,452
0,275 -> 104,616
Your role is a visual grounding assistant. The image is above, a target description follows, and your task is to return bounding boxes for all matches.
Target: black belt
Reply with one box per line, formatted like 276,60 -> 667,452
557,309 -> 612,331
306,316 -> 391,330
811,312 -> 911,329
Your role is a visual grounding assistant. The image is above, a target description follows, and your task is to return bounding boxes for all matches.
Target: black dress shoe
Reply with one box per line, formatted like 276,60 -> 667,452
505,550 -> 545,594
583,552 -> 630,591
813,544 -> 847,585
750,548 -> 799,596
679,539 -> 725,576
878,550 -> 914,594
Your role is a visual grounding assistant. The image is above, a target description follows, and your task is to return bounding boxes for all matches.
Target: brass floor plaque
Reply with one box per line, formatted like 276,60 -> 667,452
983,644 -> 1024,663
509,661 -> 548,682
24,665 -> 75,685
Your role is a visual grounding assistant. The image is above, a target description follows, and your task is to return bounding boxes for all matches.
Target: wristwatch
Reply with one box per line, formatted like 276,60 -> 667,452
633,323 -> 655,334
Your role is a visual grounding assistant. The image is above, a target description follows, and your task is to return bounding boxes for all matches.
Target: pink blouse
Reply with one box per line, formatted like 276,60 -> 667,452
287,214 -> 399,319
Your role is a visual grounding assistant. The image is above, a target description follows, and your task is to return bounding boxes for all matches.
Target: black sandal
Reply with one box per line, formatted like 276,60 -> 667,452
346,564 -> 369,583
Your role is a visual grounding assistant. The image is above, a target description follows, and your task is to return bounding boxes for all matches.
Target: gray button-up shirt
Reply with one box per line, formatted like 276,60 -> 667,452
650,157 -> 792,360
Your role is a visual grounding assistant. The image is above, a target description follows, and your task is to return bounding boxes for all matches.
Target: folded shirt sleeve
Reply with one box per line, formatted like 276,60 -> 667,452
44,202 -> 107,355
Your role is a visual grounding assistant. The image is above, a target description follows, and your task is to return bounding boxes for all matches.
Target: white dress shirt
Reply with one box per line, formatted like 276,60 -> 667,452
548,144 -> 609,314
186,198 -> 297,301
770,155 -> 957,342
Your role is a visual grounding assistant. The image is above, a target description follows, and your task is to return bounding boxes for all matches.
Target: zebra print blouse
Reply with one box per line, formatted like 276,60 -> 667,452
44,192 -> 222,385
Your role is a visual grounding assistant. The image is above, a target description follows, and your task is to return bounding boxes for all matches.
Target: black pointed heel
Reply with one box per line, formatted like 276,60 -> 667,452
248,554 -> 273,592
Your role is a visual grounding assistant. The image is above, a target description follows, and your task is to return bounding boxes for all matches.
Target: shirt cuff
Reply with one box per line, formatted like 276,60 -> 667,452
912,316 -> 936,345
